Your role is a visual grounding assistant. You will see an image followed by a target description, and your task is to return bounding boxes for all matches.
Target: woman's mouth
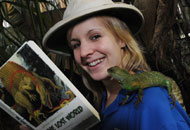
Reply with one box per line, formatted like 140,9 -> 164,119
88,58 -> 104,67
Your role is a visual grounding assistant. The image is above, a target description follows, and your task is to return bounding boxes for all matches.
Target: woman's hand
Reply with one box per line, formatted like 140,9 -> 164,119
19,125 -> 31,130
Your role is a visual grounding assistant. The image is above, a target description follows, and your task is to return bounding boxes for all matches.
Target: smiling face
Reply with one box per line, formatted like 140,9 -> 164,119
69,17 -> 125,81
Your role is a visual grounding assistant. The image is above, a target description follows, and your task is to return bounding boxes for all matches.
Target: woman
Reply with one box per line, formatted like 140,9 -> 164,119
21,0 -> 190,129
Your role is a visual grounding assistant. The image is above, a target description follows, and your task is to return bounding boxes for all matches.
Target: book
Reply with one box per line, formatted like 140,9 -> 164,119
0,41 -> 100,130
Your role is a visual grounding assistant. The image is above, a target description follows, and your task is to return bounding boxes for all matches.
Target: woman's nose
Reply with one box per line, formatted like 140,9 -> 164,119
80,41 -> 94,57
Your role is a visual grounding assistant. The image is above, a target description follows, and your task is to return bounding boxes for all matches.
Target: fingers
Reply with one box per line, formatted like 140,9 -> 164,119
19,125 -> 31,130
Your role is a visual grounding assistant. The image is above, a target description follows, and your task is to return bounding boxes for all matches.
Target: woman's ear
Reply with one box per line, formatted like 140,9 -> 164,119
119,40 -> 127,51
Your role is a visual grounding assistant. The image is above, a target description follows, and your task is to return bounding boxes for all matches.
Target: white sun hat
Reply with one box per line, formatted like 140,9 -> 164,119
42,0 -> 144,56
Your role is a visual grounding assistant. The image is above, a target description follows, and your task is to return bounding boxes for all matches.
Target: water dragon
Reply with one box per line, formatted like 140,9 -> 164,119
107,66 -> 185,109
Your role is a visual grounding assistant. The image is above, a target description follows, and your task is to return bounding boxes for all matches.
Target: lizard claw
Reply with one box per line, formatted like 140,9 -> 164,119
29,94 -> 37,101
120,95 -> 129,105
134,95 -> 143,107
134,99 -> 140,107
170,94 -> 176,109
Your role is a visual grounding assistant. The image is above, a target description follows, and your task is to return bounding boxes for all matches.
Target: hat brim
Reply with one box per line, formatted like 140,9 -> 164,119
42,3 -> 144,56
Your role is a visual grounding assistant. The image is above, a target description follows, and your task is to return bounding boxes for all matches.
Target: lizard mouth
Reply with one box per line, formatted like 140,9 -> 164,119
107,66 -> 116,74
107,67 -> 124,82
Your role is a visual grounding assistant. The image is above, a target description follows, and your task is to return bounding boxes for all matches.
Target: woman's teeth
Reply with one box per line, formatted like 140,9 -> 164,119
89,59 -> 104,67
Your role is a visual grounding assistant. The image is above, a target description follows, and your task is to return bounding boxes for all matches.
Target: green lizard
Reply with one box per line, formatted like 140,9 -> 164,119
107,66 -> 177,107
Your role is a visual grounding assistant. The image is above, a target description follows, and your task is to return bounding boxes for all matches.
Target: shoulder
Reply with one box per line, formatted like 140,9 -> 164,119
121,86 -> 173,116
142,86 -> 170,104
137,86 -> 174,110
132,87 -> 190,129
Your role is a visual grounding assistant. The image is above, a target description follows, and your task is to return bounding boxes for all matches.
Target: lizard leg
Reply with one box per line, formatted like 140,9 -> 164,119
135,89 -> 143,107
120,95 -> 130,105
165,81 -> 176,108
14,92 -> 44,124
14,92 -> 34,115
170,94 -> 176,109
30,107 -> 46,124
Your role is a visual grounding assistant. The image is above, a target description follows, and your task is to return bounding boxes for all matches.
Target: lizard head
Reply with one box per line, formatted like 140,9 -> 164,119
107,66 -> 131,83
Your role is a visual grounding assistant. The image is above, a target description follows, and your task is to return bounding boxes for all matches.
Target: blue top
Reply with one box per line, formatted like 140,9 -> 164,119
98,87 -> 190,130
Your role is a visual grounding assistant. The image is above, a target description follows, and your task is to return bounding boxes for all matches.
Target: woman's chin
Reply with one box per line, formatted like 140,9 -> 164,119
90,72 -> 109,81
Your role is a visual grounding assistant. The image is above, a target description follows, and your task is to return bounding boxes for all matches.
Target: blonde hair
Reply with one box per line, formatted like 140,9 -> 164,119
99,16 -> 150,72
67,16 -> 150,110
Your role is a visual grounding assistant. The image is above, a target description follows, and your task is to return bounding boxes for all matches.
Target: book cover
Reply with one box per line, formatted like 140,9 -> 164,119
0,41 -> 100,130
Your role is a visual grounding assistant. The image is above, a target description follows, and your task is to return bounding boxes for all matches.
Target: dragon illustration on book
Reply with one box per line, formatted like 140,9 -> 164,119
0,61 -> 74,125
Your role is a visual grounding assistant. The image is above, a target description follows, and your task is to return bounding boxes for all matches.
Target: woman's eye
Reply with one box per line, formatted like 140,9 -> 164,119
72,42 -> 81,49
91,34 -> 101,40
